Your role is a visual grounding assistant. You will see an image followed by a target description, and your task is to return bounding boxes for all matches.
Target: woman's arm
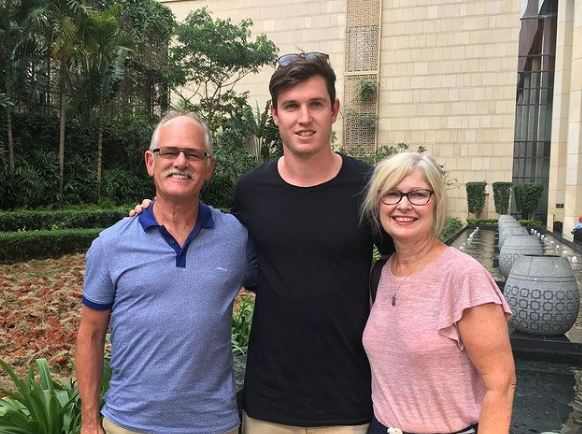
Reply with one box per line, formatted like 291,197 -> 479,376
458,303 -> 516,434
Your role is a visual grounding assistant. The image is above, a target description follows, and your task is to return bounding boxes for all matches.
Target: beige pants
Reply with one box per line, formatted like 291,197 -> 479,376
242,413 -> 369,434
102,416 -> 239,434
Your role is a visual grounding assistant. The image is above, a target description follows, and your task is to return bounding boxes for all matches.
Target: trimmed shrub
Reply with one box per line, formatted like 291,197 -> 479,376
519,219 -> 545,231
0,228 -> 102,263
465,182 -> 487,216
513,184 -> 544,219
440,217 -> 463,242
0,209 -> 127,232
492,182 -> 512,215
467,218 -> 498,226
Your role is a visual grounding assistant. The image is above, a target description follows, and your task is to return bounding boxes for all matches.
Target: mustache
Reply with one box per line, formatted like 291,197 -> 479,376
163,170 -> 193,179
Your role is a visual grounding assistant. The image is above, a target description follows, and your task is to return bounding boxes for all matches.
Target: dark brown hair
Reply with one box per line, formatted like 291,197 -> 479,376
269,57 -> 336,108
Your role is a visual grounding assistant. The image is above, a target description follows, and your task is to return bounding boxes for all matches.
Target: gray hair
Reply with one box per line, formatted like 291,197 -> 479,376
150,111 -> 213,155
361,151 -> 447,238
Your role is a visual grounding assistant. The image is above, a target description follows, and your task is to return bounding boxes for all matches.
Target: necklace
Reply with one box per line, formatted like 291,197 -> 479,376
390,275 -> 408,306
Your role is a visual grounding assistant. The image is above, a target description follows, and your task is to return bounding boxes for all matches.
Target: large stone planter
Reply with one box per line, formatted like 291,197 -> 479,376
498,215 -> 516,225
499,226 -> 528,248
499,234 -> 543,277
505,255 -> 580,336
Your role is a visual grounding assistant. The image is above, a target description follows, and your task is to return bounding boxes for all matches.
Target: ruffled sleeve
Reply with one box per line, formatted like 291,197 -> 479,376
437,254 -> 511,350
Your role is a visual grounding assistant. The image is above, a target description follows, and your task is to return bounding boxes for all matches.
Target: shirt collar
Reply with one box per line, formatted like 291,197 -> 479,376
139,201 -> 215,231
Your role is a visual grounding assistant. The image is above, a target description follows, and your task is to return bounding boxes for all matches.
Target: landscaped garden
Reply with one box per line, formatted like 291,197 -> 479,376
3,1 -> 567,433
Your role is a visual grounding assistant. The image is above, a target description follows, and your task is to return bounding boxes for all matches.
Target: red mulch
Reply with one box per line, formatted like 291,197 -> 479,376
0,254 -> 85,391
0,254 -> 252,392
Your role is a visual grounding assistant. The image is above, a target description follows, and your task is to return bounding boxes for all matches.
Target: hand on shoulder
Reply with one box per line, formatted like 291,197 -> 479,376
128,198 -> 153,217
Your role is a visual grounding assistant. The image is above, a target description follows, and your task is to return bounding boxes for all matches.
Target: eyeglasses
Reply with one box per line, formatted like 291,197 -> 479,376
276,52 -> 330,67
381,189 -> 433,206
152,147 -> 209,161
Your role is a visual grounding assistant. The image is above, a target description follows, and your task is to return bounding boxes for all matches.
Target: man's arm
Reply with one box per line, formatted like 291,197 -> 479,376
76,306 -> 111,434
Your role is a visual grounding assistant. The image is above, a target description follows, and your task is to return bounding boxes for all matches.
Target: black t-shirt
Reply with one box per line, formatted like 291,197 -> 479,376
232,154 -> 393,426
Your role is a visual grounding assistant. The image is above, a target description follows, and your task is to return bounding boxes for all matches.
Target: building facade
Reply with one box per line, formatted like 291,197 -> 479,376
160,0 -> 582,239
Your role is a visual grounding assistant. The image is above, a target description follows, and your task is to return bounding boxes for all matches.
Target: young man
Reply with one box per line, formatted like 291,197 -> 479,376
233,53 -> 393,434
76,112 -> 249,434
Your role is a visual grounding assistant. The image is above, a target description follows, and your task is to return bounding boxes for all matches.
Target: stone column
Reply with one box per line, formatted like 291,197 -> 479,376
547,0 -> 574,234
564,2 -> 582,238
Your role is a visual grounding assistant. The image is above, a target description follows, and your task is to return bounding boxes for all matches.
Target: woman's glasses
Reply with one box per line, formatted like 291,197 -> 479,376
381,189 -> 433,206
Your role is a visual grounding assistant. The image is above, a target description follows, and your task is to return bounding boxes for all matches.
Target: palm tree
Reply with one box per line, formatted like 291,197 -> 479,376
0,0 -> 49,171
75,5 -> 130,200
28,0 -> 88,202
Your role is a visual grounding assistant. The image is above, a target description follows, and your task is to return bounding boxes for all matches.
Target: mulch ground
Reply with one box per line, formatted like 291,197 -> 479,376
0,254 -> 85,391
0,254 -> 250,393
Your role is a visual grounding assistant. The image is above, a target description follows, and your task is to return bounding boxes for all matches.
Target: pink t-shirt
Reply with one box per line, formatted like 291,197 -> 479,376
362,246 -> 511,433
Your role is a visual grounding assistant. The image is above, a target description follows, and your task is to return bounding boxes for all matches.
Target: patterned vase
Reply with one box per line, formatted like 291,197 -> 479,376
505,255 -> 580,336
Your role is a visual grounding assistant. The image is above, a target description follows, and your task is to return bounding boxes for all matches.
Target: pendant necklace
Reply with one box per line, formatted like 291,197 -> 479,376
390,260 -> 409,306
391,275 -> 408,306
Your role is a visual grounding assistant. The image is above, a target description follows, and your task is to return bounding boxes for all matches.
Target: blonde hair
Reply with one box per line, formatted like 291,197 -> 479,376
361,151 -> 447,238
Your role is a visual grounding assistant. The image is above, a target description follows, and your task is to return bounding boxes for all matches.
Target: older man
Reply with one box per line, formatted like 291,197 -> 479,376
76,112 -> 249,434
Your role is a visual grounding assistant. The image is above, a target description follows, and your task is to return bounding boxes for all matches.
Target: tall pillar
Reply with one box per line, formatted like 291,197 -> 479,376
548,0 -> 575,233
564,2 -> 582,238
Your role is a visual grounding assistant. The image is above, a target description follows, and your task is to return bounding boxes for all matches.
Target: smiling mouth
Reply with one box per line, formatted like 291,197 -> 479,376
295,130 -> 315,137
166,172 -> 192,180
392,216 -> 417,223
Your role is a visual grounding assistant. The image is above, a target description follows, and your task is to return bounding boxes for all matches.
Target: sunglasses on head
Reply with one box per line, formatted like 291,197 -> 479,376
276,52 -> 330,67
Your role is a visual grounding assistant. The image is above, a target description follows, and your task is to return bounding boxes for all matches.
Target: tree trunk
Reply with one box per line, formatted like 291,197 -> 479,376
96,116 -> 103,202
7,110 -> 14,171
58,70 -> 66,203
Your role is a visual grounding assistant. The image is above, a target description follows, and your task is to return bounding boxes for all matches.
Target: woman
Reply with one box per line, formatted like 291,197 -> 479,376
361,152 -> 515,434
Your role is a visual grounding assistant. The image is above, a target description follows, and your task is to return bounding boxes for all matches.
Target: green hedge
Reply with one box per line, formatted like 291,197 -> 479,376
518,219 -> 544,231
440,217 -> 463,242
0,208 -> 127,232
466,218 -> 498,226
0,228 -> 102,263
465,182 -> 487,215
513,184 -> 544,220
492,182 -> 512,215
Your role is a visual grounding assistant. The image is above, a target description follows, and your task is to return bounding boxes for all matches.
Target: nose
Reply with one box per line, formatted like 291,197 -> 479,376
396,194 -> 413,209
172,151 -> 188,167
298,105 -> 312,124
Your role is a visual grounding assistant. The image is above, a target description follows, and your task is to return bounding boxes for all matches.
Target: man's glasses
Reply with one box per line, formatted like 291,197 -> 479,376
152,147 -> 209,161
276,52 -> 330,67
381,189 -> 433,206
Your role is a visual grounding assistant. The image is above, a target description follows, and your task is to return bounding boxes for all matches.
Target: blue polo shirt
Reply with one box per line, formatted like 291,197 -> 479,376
82,203 -> 248,434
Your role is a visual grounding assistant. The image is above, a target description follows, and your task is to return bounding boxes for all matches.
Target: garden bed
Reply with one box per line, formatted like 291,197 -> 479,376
0,253 -> 252,393
0,254 -> 85,391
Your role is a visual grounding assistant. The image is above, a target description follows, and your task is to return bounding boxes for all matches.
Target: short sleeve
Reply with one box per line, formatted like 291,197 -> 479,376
437,259 -> 511,349
82,235 -> 115,310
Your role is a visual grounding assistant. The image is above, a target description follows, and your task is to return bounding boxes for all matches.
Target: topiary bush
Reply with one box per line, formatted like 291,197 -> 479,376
492,182 -> 512,215
465,182 -> 487,216
513,183 -> 544,219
